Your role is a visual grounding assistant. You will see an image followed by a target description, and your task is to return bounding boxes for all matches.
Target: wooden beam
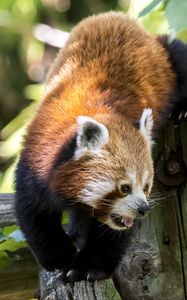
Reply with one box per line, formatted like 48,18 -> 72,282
40,270 -> 121,300
0,193 -> 16,226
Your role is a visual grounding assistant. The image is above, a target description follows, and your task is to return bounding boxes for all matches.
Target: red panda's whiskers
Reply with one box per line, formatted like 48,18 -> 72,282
97,225 -> 112,239
98,199 -> 113,208
149,202 -> 166,208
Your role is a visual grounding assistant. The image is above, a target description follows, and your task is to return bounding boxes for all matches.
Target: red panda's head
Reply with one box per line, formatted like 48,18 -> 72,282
50,108 -> 154,230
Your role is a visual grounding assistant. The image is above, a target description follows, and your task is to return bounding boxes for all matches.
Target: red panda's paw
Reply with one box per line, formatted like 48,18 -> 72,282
62,266 -> 111,282
39,243 -> 77,271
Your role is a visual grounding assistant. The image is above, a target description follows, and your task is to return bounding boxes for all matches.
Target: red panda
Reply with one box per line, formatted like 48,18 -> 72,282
15,12 -> 187,281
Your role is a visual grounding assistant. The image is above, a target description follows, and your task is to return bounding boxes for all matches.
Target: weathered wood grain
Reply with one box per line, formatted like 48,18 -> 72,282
114,118 -> 187,300
40,270 -> 121,300
0,193 -> 16,226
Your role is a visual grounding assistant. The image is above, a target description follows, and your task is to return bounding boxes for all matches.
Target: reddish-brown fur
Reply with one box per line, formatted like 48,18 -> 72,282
22,12 -> 175,202
16,11 -> 186,278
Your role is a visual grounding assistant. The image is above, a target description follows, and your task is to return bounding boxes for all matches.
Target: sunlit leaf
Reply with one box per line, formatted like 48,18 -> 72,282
140,7 -> 170,34
0,160 -> 17,192
0,126 -> 25,159
0,238 -> 26,252
24,84 -> 44,101
62,210 -> 69,225
177,30 -> 187,43
12,0 -> 37,22
1,225 -> 18,237
1,103 -> 37,139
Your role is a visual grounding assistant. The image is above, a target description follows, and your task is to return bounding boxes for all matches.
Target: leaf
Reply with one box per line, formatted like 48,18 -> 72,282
1,225 -> 19,237
1,102 -> 37,140
165,0 -> 187,31
0,125 -> 26,159
0,225 -> 25,242
177,30 -> 187,43
140,8 -> 170,34
0,251 -> 10,270
24,84 -> 44,101
62,210 -> 69,225
0,233 -> 7,242
0,238 -> 26,252
0,160 -> 17,192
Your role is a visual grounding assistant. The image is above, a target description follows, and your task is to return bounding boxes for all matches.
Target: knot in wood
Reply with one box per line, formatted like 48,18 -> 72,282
156,155 -> 186,187
165,160 -> 180,175
131,254 -> 152,278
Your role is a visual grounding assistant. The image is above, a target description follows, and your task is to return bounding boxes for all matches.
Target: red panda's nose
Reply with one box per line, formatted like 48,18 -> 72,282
138,203 -> 150,216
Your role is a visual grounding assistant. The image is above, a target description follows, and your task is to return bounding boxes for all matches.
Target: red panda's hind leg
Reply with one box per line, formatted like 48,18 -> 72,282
15,158 -> 77,271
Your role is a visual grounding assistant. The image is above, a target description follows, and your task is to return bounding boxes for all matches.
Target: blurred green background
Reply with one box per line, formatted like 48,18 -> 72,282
0,0 -> 187,193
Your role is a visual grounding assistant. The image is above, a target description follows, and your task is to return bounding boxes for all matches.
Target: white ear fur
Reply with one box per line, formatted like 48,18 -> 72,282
139,108 -> 153,143
75,116 -> 109,157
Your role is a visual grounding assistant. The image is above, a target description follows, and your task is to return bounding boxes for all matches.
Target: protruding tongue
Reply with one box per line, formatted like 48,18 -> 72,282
122,216 -> 134,227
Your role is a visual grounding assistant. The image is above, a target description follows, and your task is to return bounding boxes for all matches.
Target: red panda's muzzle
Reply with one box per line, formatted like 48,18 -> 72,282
110,213 -> 134,228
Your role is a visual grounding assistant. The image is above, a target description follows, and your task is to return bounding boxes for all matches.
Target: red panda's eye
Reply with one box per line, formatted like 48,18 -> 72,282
121,184 -> 131,194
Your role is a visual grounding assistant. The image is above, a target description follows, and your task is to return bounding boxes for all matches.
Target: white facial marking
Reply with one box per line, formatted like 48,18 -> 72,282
81,179 -> 115,204
142,170 -> 148,186
106,219 -> 127,231
139,108 -> 153,144
127,171 -> 136,186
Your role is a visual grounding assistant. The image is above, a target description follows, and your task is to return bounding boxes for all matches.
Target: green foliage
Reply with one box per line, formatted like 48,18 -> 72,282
0,251 -> 10,269
140,4 -> 170,34
0,225 -> 26,270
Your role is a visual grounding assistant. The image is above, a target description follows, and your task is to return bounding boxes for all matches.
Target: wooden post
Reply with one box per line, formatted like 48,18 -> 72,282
113,117 -> 187,300
0,118 -> 187,300
40,270 -> 121,300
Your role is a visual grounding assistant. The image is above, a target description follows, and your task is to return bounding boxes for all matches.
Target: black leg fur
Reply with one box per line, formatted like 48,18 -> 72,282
63,218 -> 137,282
15,158 -> 76,271
65,203 -> 91,251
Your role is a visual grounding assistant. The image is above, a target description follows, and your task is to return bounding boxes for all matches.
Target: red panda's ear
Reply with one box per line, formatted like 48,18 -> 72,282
75,116 -> 109,157
139,108 -> 153,144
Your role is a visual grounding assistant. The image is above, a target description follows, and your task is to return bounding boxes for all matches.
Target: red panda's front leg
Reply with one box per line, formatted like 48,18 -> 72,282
15,158 -> 77,271
62,219 -> 136,282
